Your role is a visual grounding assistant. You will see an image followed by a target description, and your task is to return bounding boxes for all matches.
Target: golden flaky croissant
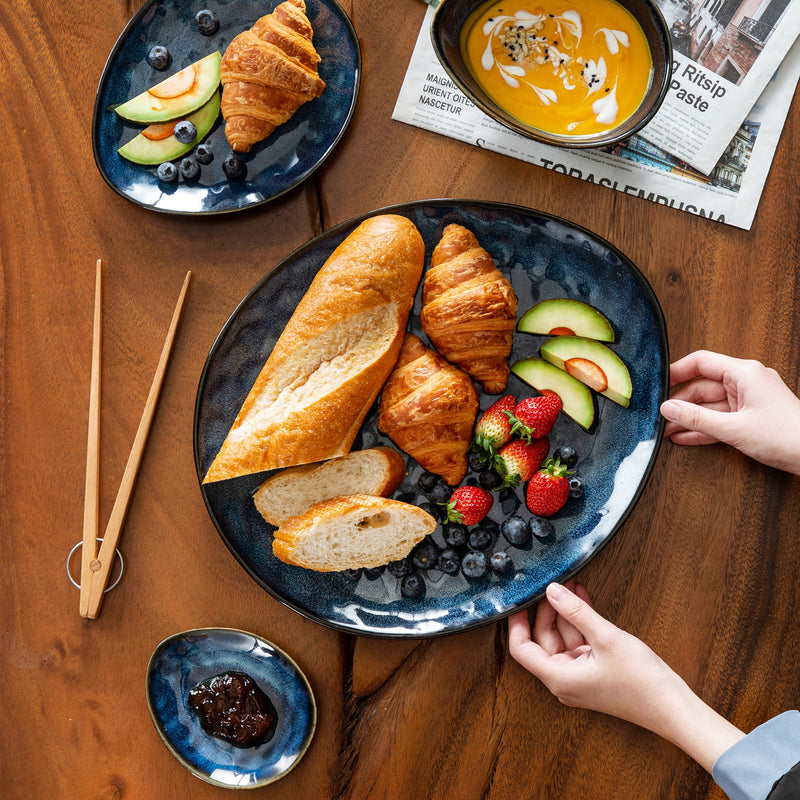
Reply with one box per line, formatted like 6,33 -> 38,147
220,0 -> 326,153
420,224 -> 518,394
378,333 -> 479,486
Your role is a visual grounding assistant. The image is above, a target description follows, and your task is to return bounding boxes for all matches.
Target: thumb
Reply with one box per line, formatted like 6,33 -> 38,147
546,583 -> 611,644
660,399 -> 738,443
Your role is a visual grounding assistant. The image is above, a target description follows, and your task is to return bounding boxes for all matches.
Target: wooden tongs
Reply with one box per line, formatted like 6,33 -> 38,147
80,260 -> 191,619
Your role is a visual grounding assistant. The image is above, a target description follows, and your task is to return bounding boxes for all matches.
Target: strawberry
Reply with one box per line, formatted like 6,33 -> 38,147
526,457 -> 572,517
506,392 -> 562,442
471,395 -> 516,457
442,486 -> 494,526
494,437 -> 550,489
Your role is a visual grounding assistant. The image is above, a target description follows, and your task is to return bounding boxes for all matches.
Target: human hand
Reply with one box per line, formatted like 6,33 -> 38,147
660,350 -> 800,475
508,582 -> 745,771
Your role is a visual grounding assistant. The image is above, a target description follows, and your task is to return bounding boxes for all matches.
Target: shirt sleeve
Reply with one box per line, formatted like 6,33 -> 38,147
712,710 -> 800,800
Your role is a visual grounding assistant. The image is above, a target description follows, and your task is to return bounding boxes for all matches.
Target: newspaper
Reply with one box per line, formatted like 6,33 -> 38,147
639,0 -> 800,173
392,5 -> 800,230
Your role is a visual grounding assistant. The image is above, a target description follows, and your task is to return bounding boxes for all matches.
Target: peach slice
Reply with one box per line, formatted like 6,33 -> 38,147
549,326 -> 576,336
148,64 -> 197,99
141,121 -> 177,141
564,357 -> 608,392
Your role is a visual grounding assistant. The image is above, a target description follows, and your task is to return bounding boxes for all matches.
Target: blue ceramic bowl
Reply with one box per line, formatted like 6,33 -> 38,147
430,0 -> 673,148
92,0 -> 360,214
194,200 -> 669,638
146,628 -> 316,788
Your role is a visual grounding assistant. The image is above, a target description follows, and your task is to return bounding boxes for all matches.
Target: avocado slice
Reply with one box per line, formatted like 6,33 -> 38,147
118,90 -> 220,165
114,51 -> 221,124
541,336 -> 632,407
511,357 -> 596,431
518,298 -> 614,342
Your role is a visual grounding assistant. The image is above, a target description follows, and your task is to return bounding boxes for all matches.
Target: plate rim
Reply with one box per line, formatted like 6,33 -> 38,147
145,625 -> 317,789
91,0 -> 362,216
192,198 -> 670,638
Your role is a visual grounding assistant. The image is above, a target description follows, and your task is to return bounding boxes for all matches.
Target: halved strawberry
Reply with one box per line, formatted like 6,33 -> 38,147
442,486 -> 494,526
526,457 -> 572,517
471,395 -> 516,457
494,437 -> 550,489
506,392 -> 562,442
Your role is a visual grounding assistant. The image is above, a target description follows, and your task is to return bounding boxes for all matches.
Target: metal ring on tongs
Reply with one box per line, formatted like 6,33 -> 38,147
67,538 -> 124,593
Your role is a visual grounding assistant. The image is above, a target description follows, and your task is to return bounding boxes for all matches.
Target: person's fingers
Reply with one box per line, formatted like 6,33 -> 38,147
668,350 -> 739,387
664,428 -> 720,446
667,377 -> 729,407
554,579 -> 588,651
532,593 -> 566,655
660,399 -> 742,445
544,582 -> 612,645
508,611 -> 561,681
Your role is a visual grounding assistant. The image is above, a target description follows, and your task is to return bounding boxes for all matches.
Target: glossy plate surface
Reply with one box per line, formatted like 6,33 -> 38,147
93,0 -> 360,214
194,200 -> 669,638
146,628 -> 316,788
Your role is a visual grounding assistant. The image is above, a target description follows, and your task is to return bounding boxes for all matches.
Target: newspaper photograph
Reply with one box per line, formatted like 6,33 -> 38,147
392,5 -> 800,230
640,0 -> 800,173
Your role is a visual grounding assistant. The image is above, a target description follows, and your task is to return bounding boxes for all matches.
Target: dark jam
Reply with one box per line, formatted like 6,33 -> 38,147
188,671 -> 278,748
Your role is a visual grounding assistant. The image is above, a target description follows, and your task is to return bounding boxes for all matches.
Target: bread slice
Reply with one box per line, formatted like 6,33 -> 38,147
253,447 -> 407,527
272,495 -> 437,572
202,214 -> 425,483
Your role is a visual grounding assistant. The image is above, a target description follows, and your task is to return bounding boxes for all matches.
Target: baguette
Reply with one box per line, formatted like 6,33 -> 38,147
253,447 -> 407,527
272,494 -> 437,571
203,214 -> 425,483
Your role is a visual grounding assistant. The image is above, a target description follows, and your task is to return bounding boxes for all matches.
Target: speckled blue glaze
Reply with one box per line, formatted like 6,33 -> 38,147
193,200 -> 669,638
92,0 -> 360,214
146,628 -> 316,788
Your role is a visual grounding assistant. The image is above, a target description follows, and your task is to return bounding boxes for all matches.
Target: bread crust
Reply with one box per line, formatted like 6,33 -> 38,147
204,215 -> 425,483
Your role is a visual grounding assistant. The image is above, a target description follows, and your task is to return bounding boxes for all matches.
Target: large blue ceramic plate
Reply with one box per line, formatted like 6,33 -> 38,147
194,200 -> 669,637
92,0 -> 359,214
147,628 -> 316,788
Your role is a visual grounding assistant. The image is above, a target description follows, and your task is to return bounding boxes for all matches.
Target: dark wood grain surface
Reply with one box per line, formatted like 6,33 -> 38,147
3,1 -> 799,797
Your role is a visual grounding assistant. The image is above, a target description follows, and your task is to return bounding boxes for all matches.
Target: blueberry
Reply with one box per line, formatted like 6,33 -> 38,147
341,568 -> 362,580
437,548 -> 461,575
156,161 -> 177,182
468,450 -> 489,472
490,551 -> 514,575
469,526 -> 494,551
417,471 -> 440,494
569,475 -> 585,498
194,142 -> 213,164
363,565 -> 385,580
411,538 -> 439,571
478,518 -> 500,537
222,154 -> 246,180
147,45 -> 170,70
461,550 -> 488,579
478,469 -> 503,491
499,488 -> 521,515
195,9 -> 219,35
502,514 -> 530,545
553,445 -> 579,469
528,516 -> 555,540
387,556 -> 412,577
428,481 -> 451,504
418,501 -> 444,522
442,522 -> 468,548
178,157 -> 200,179
396,492 -> 416,504
401,572 -> 425,599
174,120 -> 197,144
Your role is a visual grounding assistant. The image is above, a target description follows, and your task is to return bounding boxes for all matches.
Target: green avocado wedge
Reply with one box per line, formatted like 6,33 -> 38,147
540,336 -> 632,408
117,90 -> 220,165
517,298 -> 615,342
114,51 -> 221,124
511,357 -> 596,431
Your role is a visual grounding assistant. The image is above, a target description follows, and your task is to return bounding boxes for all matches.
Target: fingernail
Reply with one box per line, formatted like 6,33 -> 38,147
547,582 -> 566,599
661,401 -> 680,421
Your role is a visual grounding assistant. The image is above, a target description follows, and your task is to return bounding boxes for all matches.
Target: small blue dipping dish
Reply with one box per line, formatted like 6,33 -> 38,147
146,628 -> 316,788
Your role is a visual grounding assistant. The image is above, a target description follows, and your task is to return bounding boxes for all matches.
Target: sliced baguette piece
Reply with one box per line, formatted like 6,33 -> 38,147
253,447 -> 407,527
203,214 -> 425,483
272,495 -> 436,572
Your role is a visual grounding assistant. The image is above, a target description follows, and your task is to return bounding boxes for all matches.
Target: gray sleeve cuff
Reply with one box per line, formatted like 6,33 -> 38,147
712,711 -> 800,800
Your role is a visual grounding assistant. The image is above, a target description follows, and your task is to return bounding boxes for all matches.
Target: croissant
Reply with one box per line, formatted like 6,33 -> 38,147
220,0 -> 326,153
420,224 -> 518,394
378,333 -> 479,486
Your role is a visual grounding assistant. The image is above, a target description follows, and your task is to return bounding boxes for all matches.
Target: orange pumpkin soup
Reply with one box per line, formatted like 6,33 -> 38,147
461,0 -> 653,136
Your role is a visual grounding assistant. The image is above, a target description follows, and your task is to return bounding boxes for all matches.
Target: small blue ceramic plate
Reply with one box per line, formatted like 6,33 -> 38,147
193,200 -> 669,638
146,628 -> 316,788
92,0 -> 360,214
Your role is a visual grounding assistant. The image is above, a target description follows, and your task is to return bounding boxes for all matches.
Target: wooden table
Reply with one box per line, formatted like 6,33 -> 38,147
4,1 -> 799,797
